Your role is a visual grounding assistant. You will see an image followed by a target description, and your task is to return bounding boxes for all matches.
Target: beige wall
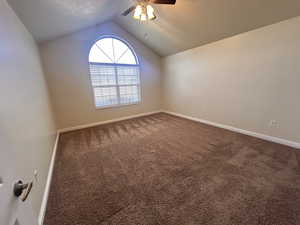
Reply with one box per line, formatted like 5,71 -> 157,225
0,0 -> 56,220
40,22 -> 162,130
163,16 -> 300,143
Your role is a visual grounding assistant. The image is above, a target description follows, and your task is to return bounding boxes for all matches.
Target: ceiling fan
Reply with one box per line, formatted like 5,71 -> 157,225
122,0 -> 176,21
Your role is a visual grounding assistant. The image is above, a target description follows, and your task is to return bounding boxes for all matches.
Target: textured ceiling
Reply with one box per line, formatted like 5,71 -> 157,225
7,0 -> 129,41
8,0 -> 300,56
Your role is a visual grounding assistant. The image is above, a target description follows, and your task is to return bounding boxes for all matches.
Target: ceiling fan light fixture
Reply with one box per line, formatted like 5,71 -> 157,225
132,3 -> 156,21
146,5 -> 156,20
148,13 -> 156,20
140,13 -> 147,21
123,0 -> 175,21
133,5 -> 142,20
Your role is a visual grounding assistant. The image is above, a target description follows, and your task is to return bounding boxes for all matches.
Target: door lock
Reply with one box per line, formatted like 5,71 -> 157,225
13,180 -> 33,202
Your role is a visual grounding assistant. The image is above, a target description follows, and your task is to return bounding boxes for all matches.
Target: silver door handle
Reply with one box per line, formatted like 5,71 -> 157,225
13,180 -> 33,202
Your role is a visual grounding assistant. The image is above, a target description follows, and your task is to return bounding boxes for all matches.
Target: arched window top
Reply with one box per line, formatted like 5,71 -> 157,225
89,37 -> 138,65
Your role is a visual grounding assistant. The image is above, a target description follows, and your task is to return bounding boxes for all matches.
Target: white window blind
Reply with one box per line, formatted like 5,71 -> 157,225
88,37 -> 141,108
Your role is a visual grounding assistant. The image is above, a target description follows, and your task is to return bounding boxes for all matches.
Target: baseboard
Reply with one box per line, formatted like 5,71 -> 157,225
163,110 -> 300,149
58,110 -> 163,133
38,132 -> 60,225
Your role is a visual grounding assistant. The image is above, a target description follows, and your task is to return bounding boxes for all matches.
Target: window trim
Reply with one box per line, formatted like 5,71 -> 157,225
88,36 -> 141,110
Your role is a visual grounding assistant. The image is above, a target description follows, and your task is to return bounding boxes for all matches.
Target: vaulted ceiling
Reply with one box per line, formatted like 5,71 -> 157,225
8,0 -> 300,56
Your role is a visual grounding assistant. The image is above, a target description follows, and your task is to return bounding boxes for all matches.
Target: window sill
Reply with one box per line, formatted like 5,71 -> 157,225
95,102 -> 141,110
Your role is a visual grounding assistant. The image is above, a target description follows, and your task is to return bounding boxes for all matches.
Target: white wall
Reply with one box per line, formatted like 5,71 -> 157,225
163,16 -> 300,143
0,0 -> 56,221
40,22 -> 162,130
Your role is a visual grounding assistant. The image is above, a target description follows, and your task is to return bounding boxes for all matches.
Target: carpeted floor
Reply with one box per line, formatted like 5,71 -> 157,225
44,113 -> 300,225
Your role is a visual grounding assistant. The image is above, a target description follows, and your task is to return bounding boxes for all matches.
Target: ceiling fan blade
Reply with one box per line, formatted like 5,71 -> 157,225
149,0 -> 176,4
122,6 -> 136,16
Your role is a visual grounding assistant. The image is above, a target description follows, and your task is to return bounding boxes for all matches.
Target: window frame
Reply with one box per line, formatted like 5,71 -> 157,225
88,36 -> 141,110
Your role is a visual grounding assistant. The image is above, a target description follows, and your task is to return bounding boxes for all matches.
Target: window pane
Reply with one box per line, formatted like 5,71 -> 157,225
89,64 -> 116,86
89,45 -> 112,63
118,49 -> 137,65
119,85 -> 139,104
113,39 -> 129,62
95,38 -> 114,62
117,66 -> 139,85
94,87 -> 118,107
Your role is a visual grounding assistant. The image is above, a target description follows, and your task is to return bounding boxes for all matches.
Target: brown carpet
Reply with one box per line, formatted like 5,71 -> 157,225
44,113 -> 300,225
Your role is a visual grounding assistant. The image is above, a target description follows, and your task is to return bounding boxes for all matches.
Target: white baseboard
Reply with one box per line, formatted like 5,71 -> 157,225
58,110 -> 163,133
163,110 -> 300,149
38,132 -> 60,225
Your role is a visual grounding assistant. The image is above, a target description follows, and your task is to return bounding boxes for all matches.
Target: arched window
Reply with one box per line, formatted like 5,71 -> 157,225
89,37 -> 141,108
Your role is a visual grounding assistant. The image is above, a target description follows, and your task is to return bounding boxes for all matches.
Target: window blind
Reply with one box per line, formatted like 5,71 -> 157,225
89,63 -> 140,108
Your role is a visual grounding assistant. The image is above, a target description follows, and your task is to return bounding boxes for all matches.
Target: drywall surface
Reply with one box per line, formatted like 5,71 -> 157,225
163,16 -> 300,143
0,0 -> 56,222
40,22 -> 162,129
